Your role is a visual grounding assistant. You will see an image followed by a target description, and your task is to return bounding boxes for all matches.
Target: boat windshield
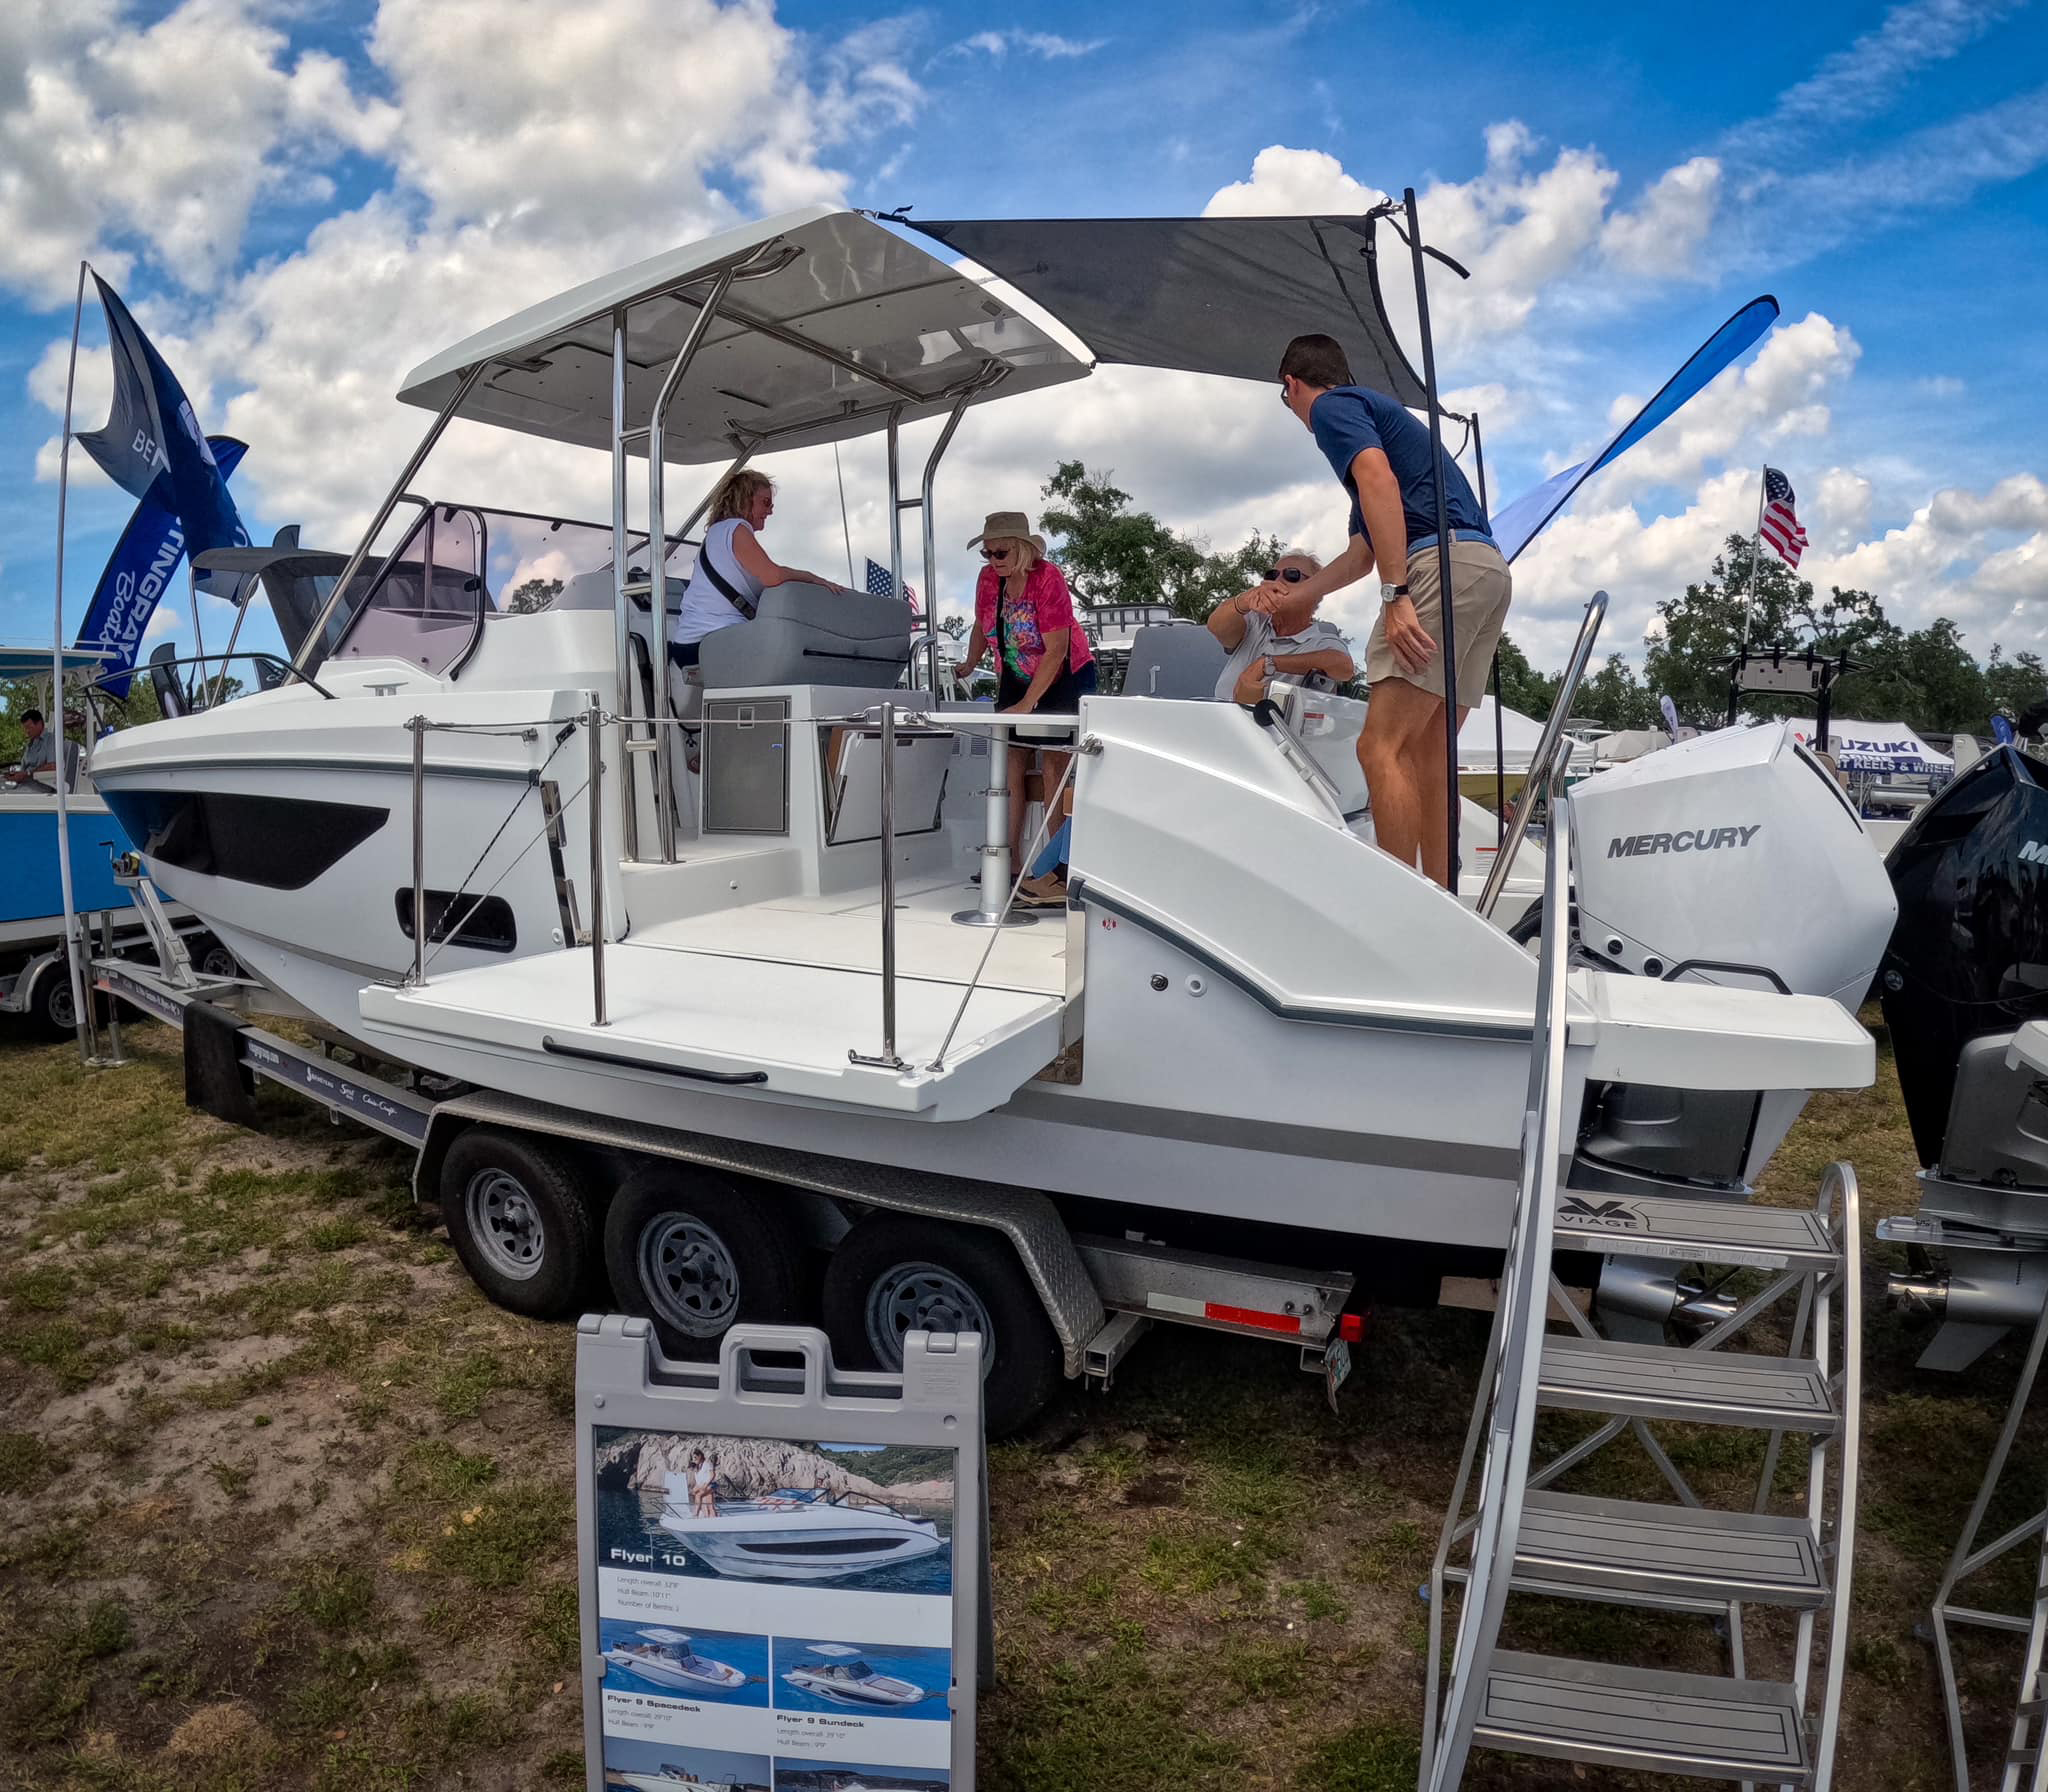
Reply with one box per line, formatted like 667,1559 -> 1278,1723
324,501 -> 670,677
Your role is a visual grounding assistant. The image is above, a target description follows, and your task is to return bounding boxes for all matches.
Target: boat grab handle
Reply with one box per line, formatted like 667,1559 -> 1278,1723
539,1034 -> 769,1084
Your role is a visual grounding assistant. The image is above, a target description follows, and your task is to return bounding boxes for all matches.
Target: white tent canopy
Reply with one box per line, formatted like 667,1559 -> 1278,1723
1458,697 -> 1546,768
1790,719 -> 1954,776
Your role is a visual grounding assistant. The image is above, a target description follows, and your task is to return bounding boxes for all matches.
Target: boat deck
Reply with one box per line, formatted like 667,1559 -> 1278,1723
357,872 -> 1071,1121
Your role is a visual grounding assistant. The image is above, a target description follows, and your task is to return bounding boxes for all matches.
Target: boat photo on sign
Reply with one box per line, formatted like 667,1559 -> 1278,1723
601,1734 -> 771,1791
595,1429 -> 955,1596
772,1638 -> 950,1719
599,1619 -> 771,1705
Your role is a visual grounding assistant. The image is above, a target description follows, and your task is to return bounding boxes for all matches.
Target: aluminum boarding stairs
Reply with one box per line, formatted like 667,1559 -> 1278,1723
1420,772 -> 1863,1791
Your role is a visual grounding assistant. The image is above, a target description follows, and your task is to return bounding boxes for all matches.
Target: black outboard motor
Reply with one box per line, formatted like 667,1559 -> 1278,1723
1878,741 -> 2048,1370
1880,743 -> 2048,1182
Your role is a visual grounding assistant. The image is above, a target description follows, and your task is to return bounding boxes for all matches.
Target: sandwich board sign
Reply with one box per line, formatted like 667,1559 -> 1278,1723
576,1318 -> 988,1792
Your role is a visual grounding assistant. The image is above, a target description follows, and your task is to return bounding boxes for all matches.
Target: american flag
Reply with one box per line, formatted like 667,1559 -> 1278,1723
1759,467 -> 1809,568
864,557 -> 919,612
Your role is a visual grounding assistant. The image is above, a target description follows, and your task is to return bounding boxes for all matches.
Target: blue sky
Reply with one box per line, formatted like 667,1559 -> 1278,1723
1,0 -> 2043,677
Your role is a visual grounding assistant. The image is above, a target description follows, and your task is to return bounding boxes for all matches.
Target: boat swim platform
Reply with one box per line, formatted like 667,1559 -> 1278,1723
357,876 -> 1071,1122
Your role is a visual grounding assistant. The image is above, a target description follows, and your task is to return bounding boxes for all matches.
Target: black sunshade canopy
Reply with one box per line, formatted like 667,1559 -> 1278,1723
903,214 -> 1438,412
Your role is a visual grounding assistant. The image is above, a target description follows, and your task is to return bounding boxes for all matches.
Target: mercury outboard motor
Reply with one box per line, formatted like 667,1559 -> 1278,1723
1565,720 -> 1898,1190
1881,743 -> 2048,1181
1876,742 -> 2048,1368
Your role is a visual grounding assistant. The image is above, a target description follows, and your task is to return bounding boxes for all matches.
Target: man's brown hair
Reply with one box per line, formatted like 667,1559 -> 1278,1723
1278,334 -> 1354,391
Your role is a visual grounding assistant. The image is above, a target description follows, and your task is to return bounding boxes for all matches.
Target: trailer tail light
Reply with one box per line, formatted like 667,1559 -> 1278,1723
1339,1311 -> 1367,1343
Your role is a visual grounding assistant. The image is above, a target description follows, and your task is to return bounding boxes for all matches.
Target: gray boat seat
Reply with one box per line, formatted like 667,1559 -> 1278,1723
698,583 -> 913,689
1124,623 -> 1225,699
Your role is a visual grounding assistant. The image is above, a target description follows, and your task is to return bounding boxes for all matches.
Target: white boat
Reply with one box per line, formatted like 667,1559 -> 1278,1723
602,1627 -> 749,1693
658,1482 -> 941,1583
780,1643 -> 927,1708
88,206 -> 1891,1387
615,1768 -> 737,1792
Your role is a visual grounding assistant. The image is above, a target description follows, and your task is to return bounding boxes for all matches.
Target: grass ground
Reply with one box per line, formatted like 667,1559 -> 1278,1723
0,1008 -> 2037,1789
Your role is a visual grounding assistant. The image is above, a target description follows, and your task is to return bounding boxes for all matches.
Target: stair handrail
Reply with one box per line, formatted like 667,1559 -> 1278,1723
1421,745 -> 1577,1792
1476,589 -> 1607,920
1812,1158 -> 1861,1792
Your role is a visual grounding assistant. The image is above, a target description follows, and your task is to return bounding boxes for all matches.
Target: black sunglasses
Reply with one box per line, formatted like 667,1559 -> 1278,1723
1261,567 -> 1308,584
980,545 -> 1017,560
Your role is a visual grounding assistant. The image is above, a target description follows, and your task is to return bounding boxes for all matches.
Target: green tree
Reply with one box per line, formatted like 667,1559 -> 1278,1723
505,577 -> 563,615
1644,535 -> 1899,726
1038,461 -> 1285,622
1493,634 -> 1561,719
1574,653 -> 1660,729
1987,646 -> 2048,725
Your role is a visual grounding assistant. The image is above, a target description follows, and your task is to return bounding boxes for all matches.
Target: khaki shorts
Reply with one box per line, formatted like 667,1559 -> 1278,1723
1366,538 -> 1512,707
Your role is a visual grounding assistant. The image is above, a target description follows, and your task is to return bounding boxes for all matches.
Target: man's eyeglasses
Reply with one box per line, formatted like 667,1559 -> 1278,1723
1261,566 -> 1308,584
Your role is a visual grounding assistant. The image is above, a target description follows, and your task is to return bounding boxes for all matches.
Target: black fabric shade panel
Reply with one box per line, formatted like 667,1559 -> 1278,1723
906,214 -> 1436,412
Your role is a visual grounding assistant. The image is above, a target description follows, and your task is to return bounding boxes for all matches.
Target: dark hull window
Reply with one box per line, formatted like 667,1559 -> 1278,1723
102,789 -> 387,891
395,889 -> 518,954
737,1537 -> 904,1557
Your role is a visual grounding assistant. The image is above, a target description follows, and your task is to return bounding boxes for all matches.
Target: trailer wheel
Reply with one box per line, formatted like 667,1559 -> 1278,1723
30,963 -> 99,1041
193,936 -> 241,981
602,1165 -> 801,1360
439,1128 -> 596,1319
821,1215 -> 1062,1437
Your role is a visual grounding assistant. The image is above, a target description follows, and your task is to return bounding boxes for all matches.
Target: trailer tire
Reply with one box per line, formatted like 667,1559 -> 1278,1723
821,1215 -> 1061,1437
439,1128 -> 597,1319
30,962 -> 100,1041
602,1165 -> 801,1360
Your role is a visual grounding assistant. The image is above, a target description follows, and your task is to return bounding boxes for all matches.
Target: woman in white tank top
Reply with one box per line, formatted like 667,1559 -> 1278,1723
667,471 -> 847,668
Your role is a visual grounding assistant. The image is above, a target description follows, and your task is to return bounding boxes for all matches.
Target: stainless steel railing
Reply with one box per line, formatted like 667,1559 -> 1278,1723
401,700 -> 1091,1065
1475,589 -> 1608,921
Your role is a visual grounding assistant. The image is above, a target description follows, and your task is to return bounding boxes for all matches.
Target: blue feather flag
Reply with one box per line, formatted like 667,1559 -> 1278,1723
1491,296 -> 1780,564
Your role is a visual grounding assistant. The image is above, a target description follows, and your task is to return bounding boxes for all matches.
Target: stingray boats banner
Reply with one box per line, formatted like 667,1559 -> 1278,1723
577,1319 -> 985,1792
74,436 -> 247,699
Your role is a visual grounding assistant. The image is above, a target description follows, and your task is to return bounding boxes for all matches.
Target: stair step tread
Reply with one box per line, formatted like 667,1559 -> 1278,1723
1478,1651 -> 1810,1783
1513,1491 -> 1825,1608
1540,1336 -> 1839,1431
1555,1190 -> 1835,1267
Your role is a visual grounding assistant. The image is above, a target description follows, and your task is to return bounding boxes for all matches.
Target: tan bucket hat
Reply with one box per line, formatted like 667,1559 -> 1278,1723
966,509 -> 1032,548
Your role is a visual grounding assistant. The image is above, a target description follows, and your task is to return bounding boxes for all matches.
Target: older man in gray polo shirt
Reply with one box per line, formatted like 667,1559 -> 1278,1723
1207,550 -> 1356,706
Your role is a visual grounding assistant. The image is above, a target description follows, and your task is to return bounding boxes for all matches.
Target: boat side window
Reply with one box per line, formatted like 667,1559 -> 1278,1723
332,504 -> 490,677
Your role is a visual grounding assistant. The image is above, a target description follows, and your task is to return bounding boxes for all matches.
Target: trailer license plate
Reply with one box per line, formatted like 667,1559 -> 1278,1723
1323,1337 -> 1352,1413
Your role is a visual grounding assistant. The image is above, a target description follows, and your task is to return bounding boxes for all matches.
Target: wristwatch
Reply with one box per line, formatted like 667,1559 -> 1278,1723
1379,581 -> 1410,606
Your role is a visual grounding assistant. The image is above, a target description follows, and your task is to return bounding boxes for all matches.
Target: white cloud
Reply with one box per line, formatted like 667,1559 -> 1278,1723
1204,145 -> 1388,217
0,0 -> 397,302
938,28 -> 1108,62
1602,157 -> 1722,276
143,605 -> 181,640
1721,0 -> 2025,161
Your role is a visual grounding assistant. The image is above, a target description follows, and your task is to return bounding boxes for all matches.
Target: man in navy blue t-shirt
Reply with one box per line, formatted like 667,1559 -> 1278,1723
1269,332 -> 1512,889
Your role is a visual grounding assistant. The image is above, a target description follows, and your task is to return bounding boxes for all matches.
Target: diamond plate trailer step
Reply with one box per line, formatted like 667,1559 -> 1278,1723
1540,1335 -> 1839,1432
1475,1651 -> 1811,1783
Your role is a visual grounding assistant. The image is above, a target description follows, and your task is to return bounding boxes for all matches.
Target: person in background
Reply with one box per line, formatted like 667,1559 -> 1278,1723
1207,550 -> 1355,705
665,470 -> 847,769
1272,333 -> 1511,889
4,709 -> 59,791
956,512 -> 1097,906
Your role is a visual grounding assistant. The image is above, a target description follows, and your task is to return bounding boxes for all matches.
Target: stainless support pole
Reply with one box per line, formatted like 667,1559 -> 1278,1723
919,387 -> 978,695
1403,187 -> 1463,896
98,908 -> 128,1066
51,259 -> 90,1065
953,723 -> 1033,928
295,362 -> 488,671
646,266 -> 740,866
886,406 -> 907,628
587,704 -> 608,1028
409,716 -> 427,987
610,306 -> 640,864
849,704 -> 904,1068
